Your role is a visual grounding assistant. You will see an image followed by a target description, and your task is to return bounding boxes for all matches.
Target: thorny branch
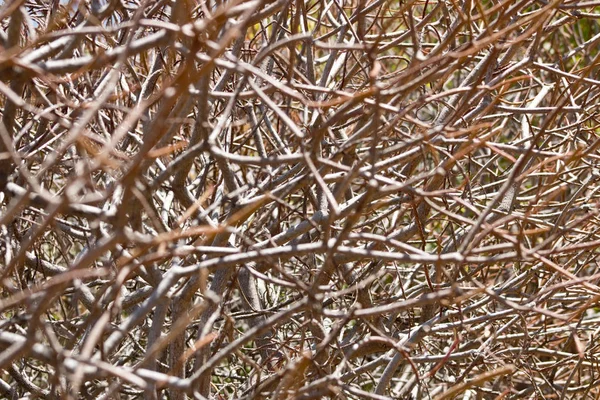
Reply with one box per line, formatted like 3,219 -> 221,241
1,0 -> 600,399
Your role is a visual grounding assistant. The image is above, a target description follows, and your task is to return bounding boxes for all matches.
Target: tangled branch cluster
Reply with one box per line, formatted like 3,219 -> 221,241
2,0 -> 600,398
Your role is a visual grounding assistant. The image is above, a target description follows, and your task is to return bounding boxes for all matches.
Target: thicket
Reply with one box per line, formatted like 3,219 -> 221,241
1,0 -> 600,398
